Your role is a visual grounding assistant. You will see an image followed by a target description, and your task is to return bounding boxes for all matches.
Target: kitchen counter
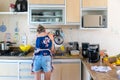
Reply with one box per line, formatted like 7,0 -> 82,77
0,52 -> 80,60
0,53 -> 81,80
80,55 -> 118,80
0,51 -> 119,80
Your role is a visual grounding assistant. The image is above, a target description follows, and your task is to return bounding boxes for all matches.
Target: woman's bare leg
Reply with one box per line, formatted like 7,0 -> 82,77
34,71 -> 41,80
44,71 -> 51,80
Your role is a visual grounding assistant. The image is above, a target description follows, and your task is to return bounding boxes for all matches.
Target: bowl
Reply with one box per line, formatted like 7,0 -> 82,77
19,44 -> 31,52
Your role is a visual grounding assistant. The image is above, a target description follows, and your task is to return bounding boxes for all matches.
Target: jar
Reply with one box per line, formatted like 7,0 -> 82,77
9,3 -> 15,12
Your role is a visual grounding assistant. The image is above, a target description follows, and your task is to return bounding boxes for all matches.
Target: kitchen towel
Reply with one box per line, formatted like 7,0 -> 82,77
91,65 -> 112,72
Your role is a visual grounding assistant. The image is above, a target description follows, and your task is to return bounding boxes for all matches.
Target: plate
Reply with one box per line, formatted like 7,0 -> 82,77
0,25 -> 7,32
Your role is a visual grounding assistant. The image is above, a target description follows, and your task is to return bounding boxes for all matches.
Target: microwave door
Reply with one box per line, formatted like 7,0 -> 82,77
83,15 -> 102,28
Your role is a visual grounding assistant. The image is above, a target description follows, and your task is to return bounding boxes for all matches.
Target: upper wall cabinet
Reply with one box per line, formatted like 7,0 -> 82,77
29,6 -> 65,25
66,0 -> 80,24
81,0 -> 108,29
0,0 -> 16,12
29,0 -> 80,25
82,0 -> 107,8
29,0 -> 65,5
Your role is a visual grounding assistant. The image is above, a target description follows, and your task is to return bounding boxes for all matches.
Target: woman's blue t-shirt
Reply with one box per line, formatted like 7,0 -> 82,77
35,35 -> 52,55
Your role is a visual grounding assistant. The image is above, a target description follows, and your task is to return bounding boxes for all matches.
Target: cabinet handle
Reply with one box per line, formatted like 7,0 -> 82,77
99,16 -> 102,26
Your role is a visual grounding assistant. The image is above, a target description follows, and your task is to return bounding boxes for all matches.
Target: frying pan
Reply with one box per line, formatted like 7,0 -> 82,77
0,22 -> 7,32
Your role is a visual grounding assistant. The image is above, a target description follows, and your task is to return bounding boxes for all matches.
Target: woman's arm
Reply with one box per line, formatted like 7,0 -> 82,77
48,33 -> 55,53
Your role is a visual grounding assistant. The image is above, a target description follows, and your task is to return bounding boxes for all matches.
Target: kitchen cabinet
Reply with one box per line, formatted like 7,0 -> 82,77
82,0 -> 107,8
81,0 -> 108,29
0,0 -> 28,14
51,61 -> 81,80
62,63 -> 80,80
29,0 -> 80,25
81,62 -> 91,80
29,6 -> 65,25
29,0 -> 65,5
0,59 -> 81,80
0,62 -> 18,80
19,62 -> 34,80
51,63 -> 62,80
0,0 -> 16,12
66,0 -> 80,24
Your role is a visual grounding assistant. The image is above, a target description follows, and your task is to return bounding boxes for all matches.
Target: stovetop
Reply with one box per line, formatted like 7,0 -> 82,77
0,50 -> 30,56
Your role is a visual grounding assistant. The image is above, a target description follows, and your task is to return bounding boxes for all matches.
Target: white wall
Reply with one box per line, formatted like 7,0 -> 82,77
0,0 -> 120,56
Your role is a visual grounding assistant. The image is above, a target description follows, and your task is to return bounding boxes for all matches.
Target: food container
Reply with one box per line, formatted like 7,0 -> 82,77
70,50 -> 80,56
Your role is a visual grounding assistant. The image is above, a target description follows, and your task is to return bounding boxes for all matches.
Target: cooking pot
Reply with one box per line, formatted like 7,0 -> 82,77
0,42 -> 9,50
0,41 -> 16,50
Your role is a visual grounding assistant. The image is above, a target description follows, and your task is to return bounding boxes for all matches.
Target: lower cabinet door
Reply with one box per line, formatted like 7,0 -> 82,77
19,62 -> 34,80
0,62 -> 18,76
51,63 -> 62,80
0,77 -> 18,80
62,63 -> 80,80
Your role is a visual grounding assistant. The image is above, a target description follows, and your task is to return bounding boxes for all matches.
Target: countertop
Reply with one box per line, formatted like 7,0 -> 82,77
80,55 -> 118,80
0,51 -> 119,80
0,52 -> 80,60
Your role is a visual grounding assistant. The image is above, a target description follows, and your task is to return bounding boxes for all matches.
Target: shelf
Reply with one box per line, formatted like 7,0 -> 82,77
0,12 -> 28,15
32,15 -> 62,18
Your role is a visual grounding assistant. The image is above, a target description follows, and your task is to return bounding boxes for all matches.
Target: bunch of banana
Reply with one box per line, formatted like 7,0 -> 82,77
113,58 -> 120,66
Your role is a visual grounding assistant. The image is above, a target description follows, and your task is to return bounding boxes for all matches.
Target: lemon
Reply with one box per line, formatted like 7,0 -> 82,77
116,59 -> 120,65
103,57 -> 108,61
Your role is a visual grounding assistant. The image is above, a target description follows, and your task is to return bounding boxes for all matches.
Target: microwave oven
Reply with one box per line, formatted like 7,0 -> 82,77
82,15 -> 106,28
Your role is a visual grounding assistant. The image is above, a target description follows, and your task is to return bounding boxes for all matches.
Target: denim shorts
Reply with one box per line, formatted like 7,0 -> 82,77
32,55 -> 52,72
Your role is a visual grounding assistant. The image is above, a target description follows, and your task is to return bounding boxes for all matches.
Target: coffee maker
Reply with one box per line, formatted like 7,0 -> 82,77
82,43 -> 100,63
82,43 -> 89,58
88,44 -> 100,63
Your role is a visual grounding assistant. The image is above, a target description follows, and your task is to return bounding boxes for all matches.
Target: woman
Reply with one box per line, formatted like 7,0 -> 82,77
32,25 -> 54,80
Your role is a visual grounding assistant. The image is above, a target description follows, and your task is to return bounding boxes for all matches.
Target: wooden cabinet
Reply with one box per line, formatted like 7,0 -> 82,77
0,0 -> 28,14
51,63 -> 62,80
29,0 -> 80,24
66,0 -> 80,23
0,0 -> 16,12
29,0 -> 65,4
51,62 -> 80,80
62,63 -> 80,80
82,0 -> 107,8
81,0 -> 108,29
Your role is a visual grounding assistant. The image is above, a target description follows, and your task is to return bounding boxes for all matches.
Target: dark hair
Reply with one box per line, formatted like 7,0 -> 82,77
37,25 -> 45,33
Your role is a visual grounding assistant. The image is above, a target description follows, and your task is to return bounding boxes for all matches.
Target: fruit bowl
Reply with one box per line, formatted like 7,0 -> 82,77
19,44 -> 31,52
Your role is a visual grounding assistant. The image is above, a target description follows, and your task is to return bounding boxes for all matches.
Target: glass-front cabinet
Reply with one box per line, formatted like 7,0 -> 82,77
29,6 -> 65,25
